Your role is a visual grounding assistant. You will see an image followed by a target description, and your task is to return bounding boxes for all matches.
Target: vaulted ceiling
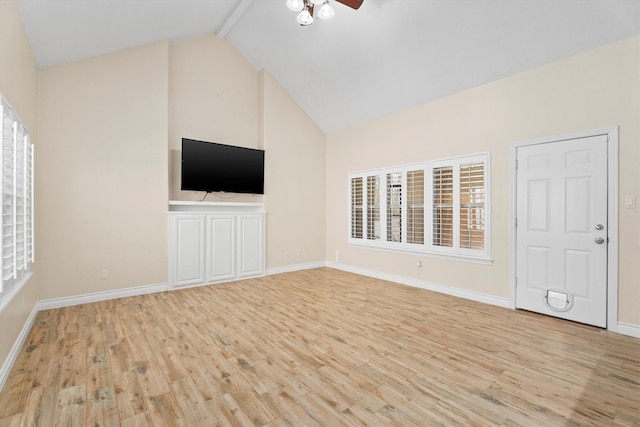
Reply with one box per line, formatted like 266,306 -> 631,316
16,0 -> 640,133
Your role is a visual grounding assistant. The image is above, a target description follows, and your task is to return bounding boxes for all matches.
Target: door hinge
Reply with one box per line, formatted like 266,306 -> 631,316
515,276 -> 518,287
515,218 -> 518,228
515,159 -> 518,170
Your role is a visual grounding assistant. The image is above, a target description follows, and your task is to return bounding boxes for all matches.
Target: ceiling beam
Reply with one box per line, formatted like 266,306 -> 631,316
216,0 -> 256,39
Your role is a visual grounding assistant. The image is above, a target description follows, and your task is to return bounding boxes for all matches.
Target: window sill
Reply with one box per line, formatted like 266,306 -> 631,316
0,272 -> 33,315
348,241 -> 493,265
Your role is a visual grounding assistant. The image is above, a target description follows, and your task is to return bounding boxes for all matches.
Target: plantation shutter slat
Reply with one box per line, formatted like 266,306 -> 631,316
386,172 -> 402,243
2,109 -> 15,284
459,163 -> 485,250
366,175 -> 380,240
407,170 -> 424,244
351,177 -> 363,239
432,166 -> 453,248
27,142 -> 34,263
15,123 -> 25,275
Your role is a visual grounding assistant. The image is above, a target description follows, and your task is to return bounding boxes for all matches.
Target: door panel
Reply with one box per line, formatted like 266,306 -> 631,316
516,135 -> 608,327
173,215 -> 206,287
207,216 -> 235,282
237,215 -> 264,278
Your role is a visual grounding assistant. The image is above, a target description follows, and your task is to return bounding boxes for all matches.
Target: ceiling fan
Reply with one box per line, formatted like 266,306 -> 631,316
335,0 -> 364,9
286,0 -> 363,26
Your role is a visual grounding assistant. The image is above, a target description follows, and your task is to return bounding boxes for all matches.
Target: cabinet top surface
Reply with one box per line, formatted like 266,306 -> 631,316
168,200 -> 265,213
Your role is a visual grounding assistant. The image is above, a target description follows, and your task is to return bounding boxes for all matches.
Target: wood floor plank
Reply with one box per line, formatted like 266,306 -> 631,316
0,268 -> 638,426
0,413 -> 22,427
54,384 -> 86,427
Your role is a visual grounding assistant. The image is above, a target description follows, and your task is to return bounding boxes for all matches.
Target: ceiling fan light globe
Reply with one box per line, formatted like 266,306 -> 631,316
318,3 -> 335,19
297,9 -> 314,25
287,0 -> 304,12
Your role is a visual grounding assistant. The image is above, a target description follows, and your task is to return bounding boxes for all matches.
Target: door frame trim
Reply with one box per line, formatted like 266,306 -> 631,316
509,127 -> 618,331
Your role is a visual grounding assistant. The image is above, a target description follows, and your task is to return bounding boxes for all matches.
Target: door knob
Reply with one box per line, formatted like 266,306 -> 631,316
594,237 -> 605,244
594,224 -> 604,230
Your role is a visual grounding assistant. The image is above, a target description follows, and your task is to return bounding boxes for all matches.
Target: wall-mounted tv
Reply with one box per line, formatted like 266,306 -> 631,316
181,138 -> 265,195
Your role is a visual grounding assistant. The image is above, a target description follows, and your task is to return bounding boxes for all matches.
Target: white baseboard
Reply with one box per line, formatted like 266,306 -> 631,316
0,305 -> 38,392
266,261 -> 327,276
325,261 -> 511,308
617,322 -> 640,338
36,282 -> 169,311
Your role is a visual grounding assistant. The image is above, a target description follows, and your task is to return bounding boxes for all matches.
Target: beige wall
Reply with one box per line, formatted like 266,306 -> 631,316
261,70 -> 326,268
0,0 -> 39,373
168,35 -> 261,203
37,41 -> 169,300
326,36 -> 640,325
167,36 -> 326,267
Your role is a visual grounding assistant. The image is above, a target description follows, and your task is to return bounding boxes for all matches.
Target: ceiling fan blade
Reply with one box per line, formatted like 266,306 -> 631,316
335,0 -> 364,10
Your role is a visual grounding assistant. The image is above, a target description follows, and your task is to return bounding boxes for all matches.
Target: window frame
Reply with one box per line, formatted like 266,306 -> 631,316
0,93 -> 34,314
348,154 -> 490,263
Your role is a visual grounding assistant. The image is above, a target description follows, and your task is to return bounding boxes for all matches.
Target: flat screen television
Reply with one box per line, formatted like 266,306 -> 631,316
181,138 -> 265,195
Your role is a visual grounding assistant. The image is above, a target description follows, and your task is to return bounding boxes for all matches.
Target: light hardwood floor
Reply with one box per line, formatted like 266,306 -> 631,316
0,268 -> 638,426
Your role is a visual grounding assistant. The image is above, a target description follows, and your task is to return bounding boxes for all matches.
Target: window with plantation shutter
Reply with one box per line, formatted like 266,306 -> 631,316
348,154 -> 488,261
350,172 -> 382,244
0,94 -> 34,312
349,164 -> 426,251
429,154 -> 489,258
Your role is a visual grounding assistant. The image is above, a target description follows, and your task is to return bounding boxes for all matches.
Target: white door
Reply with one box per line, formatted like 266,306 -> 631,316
515,135 -> 608,327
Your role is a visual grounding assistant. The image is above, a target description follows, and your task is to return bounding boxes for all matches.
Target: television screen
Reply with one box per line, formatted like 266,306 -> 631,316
181,138 -> 265,195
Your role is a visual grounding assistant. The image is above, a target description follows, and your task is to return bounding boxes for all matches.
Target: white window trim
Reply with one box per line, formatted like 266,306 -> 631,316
348,154 -> 491,263
0,93 -> 34,314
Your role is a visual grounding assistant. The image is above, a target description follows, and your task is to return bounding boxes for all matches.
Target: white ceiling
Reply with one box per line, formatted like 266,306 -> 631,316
16,0 -> 640,133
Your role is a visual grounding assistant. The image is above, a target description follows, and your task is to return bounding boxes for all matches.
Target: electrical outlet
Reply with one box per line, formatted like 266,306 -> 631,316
100,269 -> 108,280
417,260 -> 422,268
284,251 -> 289,259
625,195 -> 636,208
296,249 -> 301,257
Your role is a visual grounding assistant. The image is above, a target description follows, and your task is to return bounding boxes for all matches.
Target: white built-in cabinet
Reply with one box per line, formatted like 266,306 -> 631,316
168,201 -> 265,289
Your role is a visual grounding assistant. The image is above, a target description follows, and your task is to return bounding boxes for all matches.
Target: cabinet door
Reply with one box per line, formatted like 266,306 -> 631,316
237,215 -> 265,278
170,215 -> 206,288
207,216 -> 235,282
